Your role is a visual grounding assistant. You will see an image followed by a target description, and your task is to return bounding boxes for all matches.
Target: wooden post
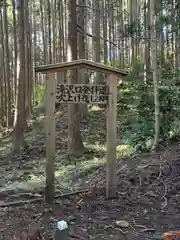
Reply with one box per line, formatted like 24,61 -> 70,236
45,73 -> 56,203
106,74 -> 117,199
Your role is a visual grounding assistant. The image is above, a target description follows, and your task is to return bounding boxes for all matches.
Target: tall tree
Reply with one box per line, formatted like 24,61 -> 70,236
77,0 -> 88,116
24,0 -> 33,114
13,0 -> 26,153
102,0 -> 108,64
47,0 -> 52,63
68,0 -> 85,153
11,0 -> 18,104
2,0 -> 11,127
150,0 -> 160,150
92,0 -> 101,83
0,8 -> 5,126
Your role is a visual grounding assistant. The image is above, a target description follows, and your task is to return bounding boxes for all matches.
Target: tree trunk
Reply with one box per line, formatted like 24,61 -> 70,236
68,0 -> 85,154
40,0 -> 47,63
77,0 -> 88,117
47,0 -> 52,63
2,0 -> 12,127
150,0 -> 160,151
0,9 -> 5,126
56,1 -> 65,84
13,0 -> 26,153
119,0 -> 124,67
92,0 -> 102,83
24,0 -> 32,114
11,0 -> 18,105
102,0 -> 108,64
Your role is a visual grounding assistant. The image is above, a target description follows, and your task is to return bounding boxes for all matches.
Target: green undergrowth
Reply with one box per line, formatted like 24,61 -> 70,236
1,80 -> 180,193
0,105 -> 135,193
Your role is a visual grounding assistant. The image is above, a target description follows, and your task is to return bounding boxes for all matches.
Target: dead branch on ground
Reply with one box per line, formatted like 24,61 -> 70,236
0,188 -> 92,207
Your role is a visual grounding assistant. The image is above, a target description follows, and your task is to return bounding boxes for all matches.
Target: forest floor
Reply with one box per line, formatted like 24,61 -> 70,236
0,106 -> 180,239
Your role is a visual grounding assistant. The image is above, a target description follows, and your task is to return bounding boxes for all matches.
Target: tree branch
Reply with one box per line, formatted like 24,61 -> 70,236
77,24 -> 121,49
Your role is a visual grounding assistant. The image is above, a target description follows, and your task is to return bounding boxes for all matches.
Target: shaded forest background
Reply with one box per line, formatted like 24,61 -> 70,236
1,1 -> 180,239
1,0 -> 180,152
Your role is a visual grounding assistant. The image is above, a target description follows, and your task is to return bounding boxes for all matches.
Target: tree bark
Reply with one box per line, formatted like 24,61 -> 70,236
2,0 -> 12,127
11,0 -> 18,105
13,0 -> 26,153
77,0 -> 88,117
150,0 -> 160,151
92,0 -> 102,83
68,0 -> 85,154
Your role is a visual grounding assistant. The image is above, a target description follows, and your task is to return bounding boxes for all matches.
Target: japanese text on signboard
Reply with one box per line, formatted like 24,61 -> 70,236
56,84 -> 109,104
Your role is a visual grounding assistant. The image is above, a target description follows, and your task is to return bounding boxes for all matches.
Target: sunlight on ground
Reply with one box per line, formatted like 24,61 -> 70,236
0,143 -> 135,193
76,157 -> 106,170
56,110 -> 64,116
0,138 -> 13,157
55,165 -> 78,178
0,136 -> 11,144
0,146 -> 8,152
119,88 -> 131,92
86,143 -> 135,157
0,178 -> 45,192
84,143 -> 106,151
55,144 -> 135,188
116,144 -> 135,157
55,166 -> 67,177
55,158 -> 105,179
0,103 -> 135,193
38,115 -> 45,120
89,105 -> 102,112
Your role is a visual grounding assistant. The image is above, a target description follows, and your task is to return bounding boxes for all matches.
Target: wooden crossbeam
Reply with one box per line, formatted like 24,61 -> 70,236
35,59 -> 128,77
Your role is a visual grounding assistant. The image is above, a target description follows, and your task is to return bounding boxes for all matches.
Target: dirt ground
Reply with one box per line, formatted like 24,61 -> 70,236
1,108 -> 180,239
1,142 -> 180,239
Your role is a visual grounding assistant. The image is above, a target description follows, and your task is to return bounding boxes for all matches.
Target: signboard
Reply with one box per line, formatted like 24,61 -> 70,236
56,84 -> 109,104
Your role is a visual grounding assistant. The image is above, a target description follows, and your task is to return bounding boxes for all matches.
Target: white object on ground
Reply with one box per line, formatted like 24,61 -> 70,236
115,220 -> 129,228
57,220 -> 68,231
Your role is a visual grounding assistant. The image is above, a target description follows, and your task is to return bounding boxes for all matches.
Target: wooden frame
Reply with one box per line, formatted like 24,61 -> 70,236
35,59 -> 128,203
45,73 -> 56,203
35,59 -> 128,76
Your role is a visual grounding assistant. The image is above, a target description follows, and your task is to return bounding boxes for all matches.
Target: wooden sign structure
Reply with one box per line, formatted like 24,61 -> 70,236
35,59 -> 128,203
56,83 -> 109,104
